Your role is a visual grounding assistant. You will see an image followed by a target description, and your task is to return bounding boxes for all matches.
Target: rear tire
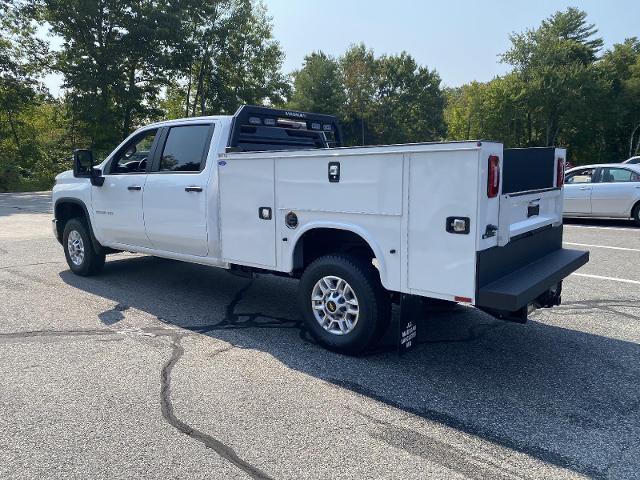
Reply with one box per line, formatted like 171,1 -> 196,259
298,254 -> 390,355
62,218 -> 105,276
632,202 -> 640,227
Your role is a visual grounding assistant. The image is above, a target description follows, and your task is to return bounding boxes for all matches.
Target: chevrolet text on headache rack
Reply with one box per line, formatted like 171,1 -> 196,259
52,105 -> 589,354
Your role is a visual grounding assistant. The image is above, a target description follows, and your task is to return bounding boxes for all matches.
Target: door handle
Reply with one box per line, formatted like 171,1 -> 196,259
185,186 -> 203,192
579,187 -> 591,190
128,185 -> 142,191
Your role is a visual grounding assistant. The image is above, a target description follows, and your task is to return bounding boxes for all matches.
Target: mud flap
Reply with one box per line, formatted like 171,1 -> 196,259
398,294 -> 419,355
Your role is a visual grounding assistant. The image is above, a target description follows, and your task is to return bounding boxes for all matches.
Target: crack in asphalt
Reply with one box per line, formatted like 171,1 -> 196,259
327,378 -> 603,479
169,279 -> 310,343
160,334 -> 273,480
348,408 -> 533,480
0,261 -> 65,270
0,328 -> 116,340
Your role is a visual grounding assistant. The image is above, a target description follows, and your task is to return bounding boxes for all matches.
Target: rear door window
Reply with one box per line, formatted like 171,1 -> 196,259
158,125 -> 212,172
600,168 -> 639,183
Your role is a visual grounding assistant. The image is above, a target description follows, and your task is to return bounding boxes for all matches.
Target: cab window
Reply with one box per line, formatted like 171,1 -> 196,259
600,167 -> 639,183
565,168 -> 595,184
109,129 -> 157,174
158,125 -> 212,172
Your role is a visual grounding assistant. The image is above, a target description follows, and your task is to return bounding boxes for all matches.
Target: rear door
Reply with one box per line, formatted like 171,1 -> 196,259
590,167 -> 640,216
563,167 -> 596,214
143,123 -> 215,256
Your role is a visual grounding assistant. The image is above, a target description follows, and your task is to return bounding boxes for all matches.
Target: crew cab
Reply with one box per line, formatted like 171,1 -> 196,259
52,106 -> 589,354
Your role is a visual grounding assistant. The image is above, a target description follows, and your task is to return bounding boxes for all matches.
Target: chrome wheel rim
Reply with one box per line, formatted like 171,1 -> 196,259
67,230 -> 85,266
311,276 -> 359,335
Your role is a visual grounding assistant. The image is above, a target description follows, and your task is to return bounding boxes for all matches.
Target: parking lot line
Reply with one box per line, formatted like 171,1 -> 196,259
564,242 -> 640,253
571,273 -> 640,285
564,224 -> 636,232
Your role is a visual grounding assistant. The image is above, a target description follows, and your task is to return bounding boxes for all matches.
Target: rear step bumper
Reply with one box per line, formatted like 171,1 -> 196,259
476,248 -> 589,312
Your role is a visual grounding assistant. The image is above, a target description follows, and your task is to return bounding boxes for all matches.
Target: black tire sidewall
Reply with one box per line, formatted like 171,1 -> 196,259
62,219 -> 103,276
633,203 -> 640,227
298,255 -> 389,355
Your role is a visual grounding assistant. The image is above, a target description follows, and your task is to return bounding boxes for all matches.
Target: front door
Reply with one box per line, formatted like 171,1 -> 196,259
590,167 -> 640,217
91,128 -> 158,247
563,167 -> 595,215
143,123 -> 214,256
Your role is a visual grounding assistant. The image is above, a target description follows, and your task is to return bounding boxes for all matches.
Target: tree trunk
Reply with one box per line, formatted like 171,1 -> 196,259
185,66 -> 192,117
629,123 -> 640,158
122,64 -> 136,138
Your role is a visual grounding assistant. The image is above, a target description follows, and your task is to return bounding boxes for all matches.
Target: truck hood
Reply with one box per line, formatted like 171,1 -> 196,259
55,170 -> 73,181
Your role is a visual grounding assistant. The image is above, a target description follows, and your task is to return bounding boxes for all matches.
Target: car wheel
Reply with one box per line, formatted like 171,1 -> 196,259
298,254 -> 390,355
632,202 -> 640,227
63,218 -> 105,276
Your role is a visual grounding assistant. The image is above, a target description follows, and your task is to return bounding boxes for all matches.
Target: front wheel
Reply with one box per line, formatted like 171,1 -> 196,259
62,218 -> 105,276
298,254 -> 390,355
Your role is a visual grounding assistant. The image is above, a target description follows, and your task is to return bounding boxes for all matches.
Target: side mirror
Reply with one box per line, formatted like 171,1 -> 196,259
73,149 -> 104,186
73,149 -> 93,177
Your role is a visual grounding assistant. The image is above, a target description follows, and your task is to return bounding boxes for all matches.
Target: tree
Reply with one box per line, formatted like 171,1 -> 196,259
370,52 -> 445,144
167,0 -> 288,118
288,51 -> 345,115
501,8 -> 605,150
340,44 -> 377,145
287,45 -> 446,147
0,0 -> 52,190
40,0 -> 186,153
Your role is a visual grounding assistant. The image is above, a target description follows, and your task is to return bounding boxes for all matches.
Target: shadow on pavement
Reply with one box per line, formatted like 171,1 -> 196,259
60,255 -> 640,479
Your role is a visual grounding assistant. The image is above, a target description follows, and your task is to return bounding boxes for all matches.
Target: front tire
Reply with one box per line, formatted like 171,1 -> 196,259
62,218 -> 105,276
298,254 -> 390,355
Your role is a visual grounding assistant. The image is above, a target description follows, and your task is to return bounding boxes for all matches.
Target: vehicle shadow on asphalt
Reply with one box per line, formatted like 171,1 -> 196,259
60,255 -> 640,479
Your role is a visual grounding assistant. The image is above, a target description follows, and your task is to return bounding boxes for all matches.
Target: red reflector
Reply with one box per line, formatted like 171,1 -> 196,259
557,158 -> 565,188
455,296 -> 472,303
487,155 -> 500,198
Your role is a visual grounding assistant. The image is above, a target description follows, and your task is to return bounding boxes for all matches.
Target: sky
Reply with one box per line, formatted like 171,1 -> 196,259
44,0 -> 640,96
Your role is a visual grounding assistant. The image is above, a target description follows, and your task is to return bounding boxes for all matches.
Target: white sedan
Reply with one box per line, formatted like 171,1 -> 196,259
563,163 -> 640,226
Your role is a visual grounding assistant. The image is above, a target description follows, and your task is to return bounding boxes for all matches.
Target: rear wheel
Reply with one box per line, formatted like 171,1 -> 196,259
632,202 -> 640,227
298,254 -> 390,355
63,218 -> 105,276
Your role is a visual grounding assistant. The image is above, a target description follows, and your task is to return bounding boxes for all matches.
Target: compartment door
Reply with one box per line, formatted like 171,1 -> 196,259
407,150 -> 478,299
219,158 -> 276,268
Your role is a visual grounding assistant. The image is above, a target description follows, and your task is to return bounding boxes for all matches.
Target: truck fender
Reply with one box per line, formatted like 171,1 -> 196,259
288,221 -> 389,289
54,197 -> 103,254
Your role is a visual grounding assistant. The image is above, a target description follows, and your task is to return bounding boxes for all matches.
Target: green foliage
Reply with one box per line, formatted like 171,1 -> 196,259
445,7 -> 640,165
288,44 -> 446,146
288,52 -> 345,115
3,3 -> 640,191
165,0 -> 289,118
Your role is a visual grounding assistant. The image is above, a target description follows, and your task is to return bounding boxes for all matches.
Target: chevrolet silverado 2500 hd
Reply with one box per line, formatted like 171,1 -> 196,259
52,105 -> 589,354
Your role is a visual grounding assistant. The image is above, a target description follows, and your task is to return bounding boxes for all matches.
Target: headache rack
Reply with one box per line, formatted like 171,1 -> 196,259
226,105 -> 343,153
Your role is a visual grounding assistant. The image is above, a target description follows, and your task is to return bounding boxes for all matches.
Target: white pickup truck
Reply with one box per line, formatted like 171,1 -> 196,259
53,105 -> 588,354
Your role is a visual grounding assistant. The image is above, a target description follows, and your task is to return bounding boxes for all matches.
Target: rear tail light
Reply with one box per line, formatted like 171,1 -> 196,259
557,158 -> 565,188
487,155 -> 500,198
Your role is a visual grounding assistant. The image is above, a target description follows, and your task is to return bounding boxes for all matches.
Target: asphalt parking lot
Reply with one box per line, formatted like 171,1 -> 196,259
1,192 -> 639,480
